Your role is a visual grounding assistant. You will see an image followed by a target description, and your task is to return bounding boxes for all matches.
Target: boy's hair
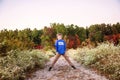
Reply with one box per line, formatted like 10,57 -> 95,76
57,33 -> 62,36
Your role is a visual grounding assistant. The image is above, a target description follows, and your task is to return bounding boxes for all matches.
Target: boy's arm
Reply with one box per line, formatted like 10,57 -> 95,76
55,40 -> 58,52
64,41 -> 66,51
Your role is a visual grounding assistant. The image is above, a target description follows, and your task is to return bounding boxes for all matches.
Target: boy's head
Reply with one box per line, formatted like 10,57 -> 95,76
57,33 -> 62,40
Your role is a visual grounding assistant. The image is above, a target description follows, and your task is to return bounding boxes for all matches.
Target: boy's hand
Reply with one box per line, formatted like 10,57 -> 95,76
52,51 -> 56,55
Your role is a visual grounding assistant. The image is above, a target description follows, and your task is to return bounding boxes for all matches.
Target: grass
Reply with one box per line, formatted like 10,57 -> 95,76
68,43 -> 120,80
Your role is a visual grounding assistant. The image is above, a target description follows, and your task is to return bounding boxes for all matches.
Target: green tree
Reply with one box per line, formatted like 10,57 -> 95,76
51,23 -> 67,36
89,24 -> 104,42
32,28 -> 42,45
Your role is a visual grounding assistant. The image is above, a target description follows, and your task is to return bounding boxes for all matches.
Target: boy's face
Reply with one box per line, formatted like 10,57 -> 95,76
57,35 -> 62,40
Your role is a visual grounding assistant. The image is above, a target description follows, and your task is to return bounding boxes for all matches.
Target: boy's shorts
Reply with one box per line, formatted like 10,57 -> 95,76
58,53 -> 65,55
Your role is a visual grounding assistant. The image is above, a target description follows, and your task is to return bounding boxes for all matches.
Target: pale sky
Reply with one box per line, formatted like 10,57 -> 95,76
0,0 -> 120,30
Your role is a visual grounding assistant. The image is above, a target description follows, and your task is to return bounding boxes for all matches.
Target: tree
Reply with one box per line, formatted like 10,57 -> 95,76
32,28 -> 42,45
89,24 -> 104,42
105,24 -> 113,35
51,23 -> 67,36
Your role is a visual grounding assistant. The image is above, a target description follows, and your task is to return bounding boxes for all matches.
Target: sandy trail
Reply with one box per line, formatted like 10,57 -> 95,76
26,56 -> 108,80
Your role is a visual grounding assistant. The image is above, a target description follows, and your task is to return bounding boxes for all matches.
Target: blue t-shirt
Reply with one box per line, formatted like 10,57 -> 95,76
55,39 -> 66,55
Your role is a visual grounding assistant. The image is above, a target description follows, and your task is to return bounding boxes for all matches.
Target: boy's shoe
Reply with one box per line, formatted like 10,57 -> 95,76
71,65 -> 76,69
48,67 -> 52,71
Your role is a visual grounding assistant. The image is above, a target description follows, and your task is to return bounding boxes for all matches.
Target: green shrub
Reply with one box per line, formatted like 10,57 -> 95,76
0,50 -> 49,80
69,43 -> 120,80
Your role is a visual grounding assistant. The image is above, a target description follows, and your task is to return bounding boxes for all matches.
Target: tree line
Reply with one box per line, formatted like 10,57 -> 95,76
0,22 -> 120,54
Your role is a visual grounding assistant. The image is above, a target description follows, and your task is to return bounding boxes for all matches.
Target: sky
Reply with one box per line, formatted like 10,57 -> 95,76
0,0 -> 120,30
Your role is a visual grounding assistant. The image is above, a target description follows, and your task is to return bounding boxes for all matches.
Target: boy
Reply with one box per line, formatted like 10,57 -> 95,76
49,33 -> 76,71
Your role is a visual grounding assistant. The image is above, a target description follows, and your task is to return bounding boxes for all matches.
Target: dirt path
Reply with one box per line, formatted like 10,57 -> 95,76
26,56 -> 108,80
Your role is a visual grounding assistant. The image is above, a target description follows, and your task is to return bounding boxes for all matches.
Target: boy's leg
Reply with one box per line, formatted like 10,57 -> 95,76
51,53 -> 61,67
62,53 -> 73,65
49,53 -> 61,71
63,53 -> 76,69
